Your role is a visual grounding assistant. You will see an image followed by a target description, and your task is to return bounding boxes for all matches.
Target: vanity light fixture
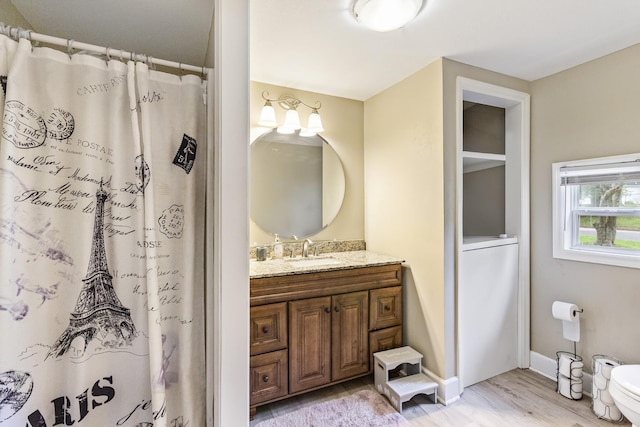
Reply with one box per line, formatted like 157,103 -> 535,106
258,91 -> 324,136
352,0 -> 424,32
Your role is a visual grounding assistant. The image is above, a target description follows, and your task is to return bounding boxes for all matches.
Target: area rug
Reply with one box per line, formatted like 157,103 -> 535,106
254,389 -> 411,427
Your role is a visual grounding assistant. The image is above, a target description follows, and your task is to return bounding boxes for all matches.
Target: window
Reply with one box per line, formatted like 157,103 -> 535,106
552,153 -> 640,269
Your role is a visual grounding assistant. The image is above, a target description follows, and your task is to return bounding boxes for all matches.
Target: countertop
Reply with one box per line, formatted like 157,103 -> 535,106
250,250 -> 405,279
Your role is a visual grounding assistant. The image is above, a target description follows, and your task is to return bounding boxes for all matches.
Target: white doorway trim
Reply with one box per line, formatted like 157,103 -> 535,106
210,0 -> 250,425
455,77 -> 530,393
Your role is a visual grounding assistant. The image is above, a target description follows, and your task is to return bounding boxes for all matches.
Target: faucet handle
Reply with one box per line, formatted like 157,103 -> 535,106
302,239 -> 312,258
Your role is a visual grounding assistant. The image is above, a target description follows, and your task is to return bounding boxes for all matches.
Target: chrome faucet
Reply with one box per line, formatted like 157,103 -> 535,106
302,239 -> 312,258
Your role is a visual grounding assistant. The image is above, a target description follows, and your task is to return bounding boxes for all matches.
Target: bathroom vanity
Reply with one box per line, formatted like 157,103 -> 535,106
249,251 -> 404,417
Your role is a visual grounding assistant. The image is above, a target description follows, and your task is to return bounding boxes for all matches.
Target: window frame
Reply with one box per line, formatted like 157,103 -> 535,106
552,153 -> 640,269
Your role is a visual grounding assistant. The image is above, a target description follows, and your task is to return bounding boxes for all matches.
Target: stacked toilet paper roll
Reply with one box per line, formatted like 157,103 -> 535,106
592,355 -> 624,422
558,353 -> 583,400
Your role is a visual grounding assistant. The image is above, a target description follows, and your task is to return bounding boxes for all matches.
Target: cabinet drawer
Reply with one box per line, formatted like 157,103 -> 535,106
250,302 -> 287,356
250,349 -> 288,406
369,325 -> 403,371
369,286 -> 402,330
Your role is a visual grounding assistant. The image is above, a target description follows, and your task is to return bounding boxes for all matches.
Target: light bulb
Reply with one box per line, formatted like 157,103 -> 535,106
258,101 -> 277,127
281,109 -> 301,131
307,109 -> 324,133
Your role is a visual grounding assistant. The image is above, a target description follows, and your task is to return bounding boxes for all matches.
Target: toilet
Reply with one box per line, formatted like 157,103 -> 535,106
610,365 -> 640,426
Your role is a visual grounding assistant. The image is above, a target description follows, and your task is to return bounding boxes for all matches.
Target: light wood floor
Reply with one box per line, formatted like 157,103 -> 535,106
250,369 -> 630,426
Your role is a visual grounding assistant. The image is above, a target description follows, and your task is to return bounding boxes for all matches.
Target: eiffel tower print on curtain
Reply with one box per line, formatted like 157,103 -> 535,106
47,182 -> 137,359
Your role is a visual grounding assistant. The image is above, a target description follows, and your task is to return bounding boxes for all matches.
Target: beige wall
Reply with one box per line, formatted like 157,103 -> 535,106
249,81 -> 364,245
364,59 -> 447,377
0,0 -> 32,29
530,44 -> 640,367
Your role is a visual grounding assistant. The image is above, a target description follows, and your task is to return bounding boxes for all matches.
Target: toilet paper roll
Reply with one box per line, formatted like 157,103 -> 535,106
593,393 -> 624,421
592,357 -> 620,393
552,301 -> 581,342
571,363 -> 584,380
559,354 -> 584,378
593,397 -> 607,417
593,372 -> 608,390
600,360 -> 619,380
558,374 -> 583,399
599,388 -> 615,405
607,403 -> 623,422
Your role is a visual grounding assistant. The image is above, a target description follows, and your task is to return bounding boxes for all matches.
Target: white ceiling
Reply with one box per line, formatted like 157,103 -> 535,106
10,0 -> 640,101
252,0 -> 640,100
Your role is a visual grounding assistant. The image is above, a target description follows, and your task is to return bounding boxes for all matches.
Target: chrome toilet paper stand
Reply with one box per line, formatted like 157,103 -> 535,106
556,350 -> 584,400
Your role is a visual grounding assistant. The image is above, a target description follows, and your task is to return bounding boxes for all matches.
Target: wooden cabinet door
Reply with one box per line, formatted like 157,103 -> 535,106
331,291 -> 369,381
289,296 -> 331,393
369,325 -> 403,371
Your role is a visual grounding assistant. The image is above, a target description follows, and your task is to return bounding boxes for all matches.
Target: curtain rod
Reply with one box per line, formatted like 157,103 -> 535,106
0,23 -> 209,75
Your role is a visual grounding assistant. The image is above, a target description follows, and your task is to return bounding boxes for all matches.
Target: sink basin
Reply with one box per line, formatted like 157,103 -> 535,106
284,256 -> 344,268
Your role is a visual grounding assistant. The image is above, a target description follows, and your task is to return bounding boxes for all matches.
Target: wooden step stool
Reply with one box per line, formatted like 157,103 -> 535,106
373,346 -> 438,413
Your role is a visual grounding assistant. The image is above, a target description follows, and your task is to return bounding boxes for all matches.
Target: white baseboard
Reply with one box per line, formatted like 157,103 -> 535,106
421,366 -> 460,405
529,351 -> 593,398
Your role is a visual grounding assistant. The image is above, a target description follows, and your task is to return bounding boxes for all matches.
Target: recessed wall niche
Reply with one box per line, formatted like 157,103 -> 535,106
462,103 -> 506,237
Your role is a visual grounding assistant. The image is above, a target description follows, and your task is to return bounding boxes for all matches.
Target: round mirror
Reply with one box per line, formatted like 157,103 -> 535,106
251,129 -> 346,239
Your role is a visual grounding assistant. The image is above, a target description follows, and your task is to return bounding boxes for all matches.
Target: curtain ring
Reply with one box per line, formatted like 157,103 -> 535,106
26,29 -> 34,51
67,39 -> 74,59
105,47 -> 111,65
148,56 -> 156,71
178,63 -> 183,81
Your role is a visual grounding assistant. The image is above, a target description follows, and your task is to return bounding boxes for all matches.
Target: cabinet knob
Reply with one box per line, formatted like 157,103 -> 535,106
334,306 -> 340,312
262,375 -> 269,383
262,326 -> 269,334
384,305 -> 391,312
324,307 -> 331,314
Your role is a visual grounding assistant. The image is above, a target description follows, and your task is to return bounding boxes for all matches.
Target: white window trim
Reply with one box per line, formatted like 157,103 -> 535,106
552,153 -> 640,269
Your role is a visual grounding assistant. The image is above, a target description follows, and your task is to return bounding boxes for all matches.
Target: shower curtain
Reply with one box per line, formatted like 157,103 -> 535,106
0,36 -> 206,427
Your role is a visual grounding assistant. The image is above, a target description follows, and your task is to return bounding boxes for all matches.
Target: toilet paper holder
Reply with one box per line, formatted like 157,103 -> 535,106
556,351 -> 584,401
592,354 -> 625,423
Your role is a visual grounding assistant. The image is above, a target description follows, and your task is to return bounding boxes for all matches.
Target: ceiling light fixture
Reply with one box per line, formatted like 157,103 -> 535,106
258,91 -> 324,136
352,0 -> 424,32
